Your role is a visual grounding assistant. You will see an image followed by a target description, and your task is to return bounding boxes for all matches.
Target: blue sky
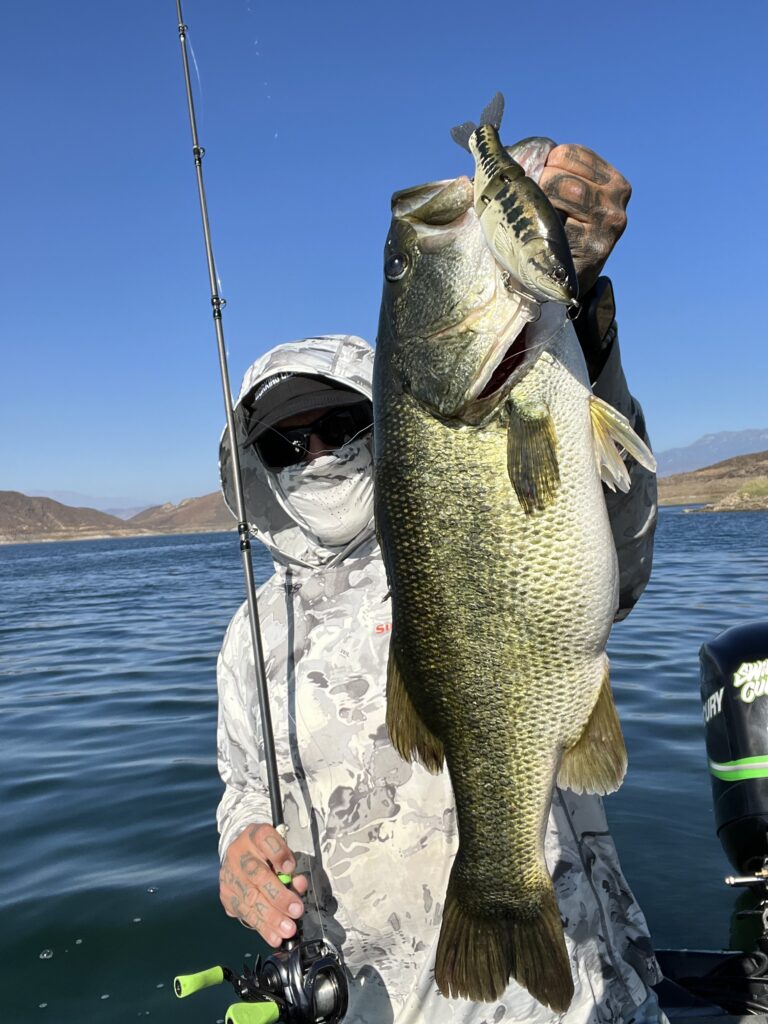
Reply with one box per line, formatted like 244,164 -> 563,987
2,0 -> 765,506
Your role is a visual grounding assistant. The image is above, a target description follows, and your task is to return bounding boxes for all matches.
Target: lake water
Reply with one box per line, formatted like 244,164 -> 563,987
2,509 -> 768,1022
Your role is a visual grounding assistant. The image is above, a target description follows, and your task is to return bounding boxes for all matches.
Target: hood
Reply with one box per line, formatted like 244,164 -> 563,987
219,334 -> 375,570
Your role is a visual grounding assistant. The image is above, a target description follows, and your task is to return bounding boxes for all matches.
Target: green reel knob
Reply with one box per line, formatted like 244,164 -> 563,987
277,873 -> 292,885
225,1001 -> 280,1024
174,965 -> 225,998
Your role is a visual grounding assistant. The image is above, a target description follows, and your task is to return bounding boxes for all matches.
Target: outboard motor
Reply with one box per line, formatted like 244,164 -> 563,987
654,622 -> 768,1015
653,624 -> 768,1015
700,621 -> 768,873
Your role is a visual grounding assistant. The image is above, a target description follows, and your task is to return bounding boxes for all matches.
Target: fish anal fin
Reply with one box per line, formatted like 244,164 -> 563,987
589,395 -> 657,493
436,876 -> 573,1010
385,645 -> 444,773
558,664 -> 627,795
506,397 -> 560,513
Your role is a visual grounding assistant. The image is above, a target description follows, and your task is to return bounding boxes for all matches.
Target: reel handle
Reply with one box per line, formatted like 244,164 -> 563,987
174,965 -> 225,997
226,1002 -> 280,1024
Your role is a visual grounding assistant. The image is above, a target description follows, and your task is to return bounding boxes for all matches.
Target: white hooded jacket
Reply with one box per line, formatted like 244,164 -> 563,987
216,333 -> 662,1024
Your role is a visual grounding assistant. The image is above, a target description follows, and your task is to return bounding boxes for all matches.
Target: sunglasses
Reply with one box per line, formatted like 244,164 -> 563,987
254,403 -> 374,470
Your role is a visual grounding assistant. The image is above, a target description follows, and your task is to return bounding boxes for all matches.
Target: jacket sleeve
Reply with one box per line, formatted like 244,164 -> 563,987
591,324 -> 658,621
216,601 -> 274,862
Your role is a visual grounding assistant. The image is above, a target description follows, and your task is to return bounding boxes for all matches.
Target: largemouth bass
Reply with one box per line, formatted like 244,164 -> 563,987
452,93 -> 579,312
373,168 -> 654,1010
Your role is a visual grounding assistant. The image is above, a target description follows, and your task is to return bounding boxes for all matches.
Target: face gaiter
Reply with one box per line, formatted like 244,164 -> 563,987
268,437 -> 374,546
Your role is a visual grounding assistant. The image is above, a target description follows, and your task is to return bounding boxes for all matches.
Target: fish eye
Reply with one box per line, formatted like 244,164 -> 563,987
385,252 -> 409,282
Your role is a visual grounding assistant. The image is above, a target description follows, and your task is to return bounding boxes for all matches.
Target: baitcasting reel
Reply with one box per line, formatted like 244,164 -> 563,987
175,934 -> 348,1024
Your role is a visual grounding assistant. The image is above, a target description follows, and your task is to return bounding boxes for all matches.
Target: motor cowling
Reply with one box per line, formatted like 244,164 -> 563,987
701,622 -> 768,874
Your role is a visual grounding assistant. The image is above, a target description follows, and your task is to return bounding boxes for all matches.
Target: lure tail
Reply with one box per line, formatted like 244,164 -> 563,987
450,92 -> 505,151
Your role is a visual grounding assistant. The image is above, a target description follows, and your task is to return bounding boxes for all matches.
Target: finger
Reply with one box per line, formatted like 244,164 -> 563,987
244,867 -> 305,921
540,170 -> 605,226
544,143 -> 623,188
244,822 -> 297,875
220,877 -> 296,947
291,873 -> 309,897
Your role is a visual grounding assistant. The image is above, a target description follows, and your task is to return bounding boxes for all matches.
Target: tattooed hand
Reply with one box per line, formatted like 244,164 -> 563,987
219,822 -> 308,946
539,145 -> 631,294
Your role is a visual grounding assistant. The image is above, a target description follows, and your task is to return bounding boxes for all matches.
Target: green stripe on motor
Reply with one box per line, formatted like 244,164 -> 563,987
709,755 -> 768,782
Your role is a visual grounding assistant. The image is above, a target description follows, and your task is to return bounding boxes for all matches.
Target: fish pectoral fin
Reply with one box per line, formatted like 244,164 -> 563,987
385,646 -> 444,773
557,665 -> 627,795
589,395 -> 657,493
506,396 -> 560,513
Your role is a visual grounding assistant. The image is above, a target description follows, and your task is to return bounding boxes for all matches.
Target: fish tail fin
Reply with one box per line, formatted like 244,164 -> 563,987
450,121 -> 477,152
436,876 -> 573,1011
385,645 -> 444,772
479,91 -> 505,129
558,661 -> 627,795
589,394 -> 657,492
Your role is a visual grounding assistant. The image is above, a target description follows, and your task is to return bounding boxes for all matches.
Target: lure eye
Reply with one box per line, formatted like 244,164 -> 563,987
385,252 -> 409,282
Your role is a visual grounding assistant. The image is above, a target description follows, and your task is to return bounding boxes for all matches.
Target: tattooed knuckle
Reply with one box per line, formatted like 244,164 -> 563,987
604,208 -> 627,234
248,823 -> 269,845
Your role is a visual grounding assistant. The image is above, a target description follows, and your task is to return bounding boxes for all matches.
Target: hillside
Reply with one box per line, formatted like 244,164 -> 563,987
0,491 -> 153,544
0,490 -> 233,544
658,450 -> 768,509
128,492 -> 232,532
656,429 -> 768,476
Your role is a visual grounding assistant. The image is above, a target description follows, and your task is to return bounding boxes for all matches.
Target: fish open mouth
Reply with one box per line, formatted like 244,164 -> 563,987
476,326 -> 529,399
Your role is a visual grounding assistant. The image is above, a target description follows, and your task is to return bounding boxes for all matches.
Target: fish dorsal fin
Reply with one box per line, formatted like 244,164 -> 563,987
479,91 -> 504,130
450,120 -> 478,152
589,395 -> 657,492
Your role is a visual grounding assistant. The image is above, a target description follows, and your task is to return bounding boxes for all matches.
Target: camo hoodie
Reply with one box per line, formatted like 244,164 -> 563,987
216,333 -> 663,1024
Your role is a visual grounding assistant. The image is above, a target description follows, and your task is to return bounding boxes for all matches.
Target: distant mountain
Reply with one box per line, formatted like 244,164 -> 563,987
656,429 -> 768,477
0,491 -> 153,544
658,450 -> 768,509
128,493 -> 232,532
103,505 -> 154,521
25,489 -> 154,515
0,491 -> 232,544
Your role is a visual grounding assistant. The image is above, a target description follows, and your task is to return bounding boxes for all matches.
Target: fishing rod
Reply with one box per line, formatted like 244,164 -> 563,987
171,4 -> 347,1022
